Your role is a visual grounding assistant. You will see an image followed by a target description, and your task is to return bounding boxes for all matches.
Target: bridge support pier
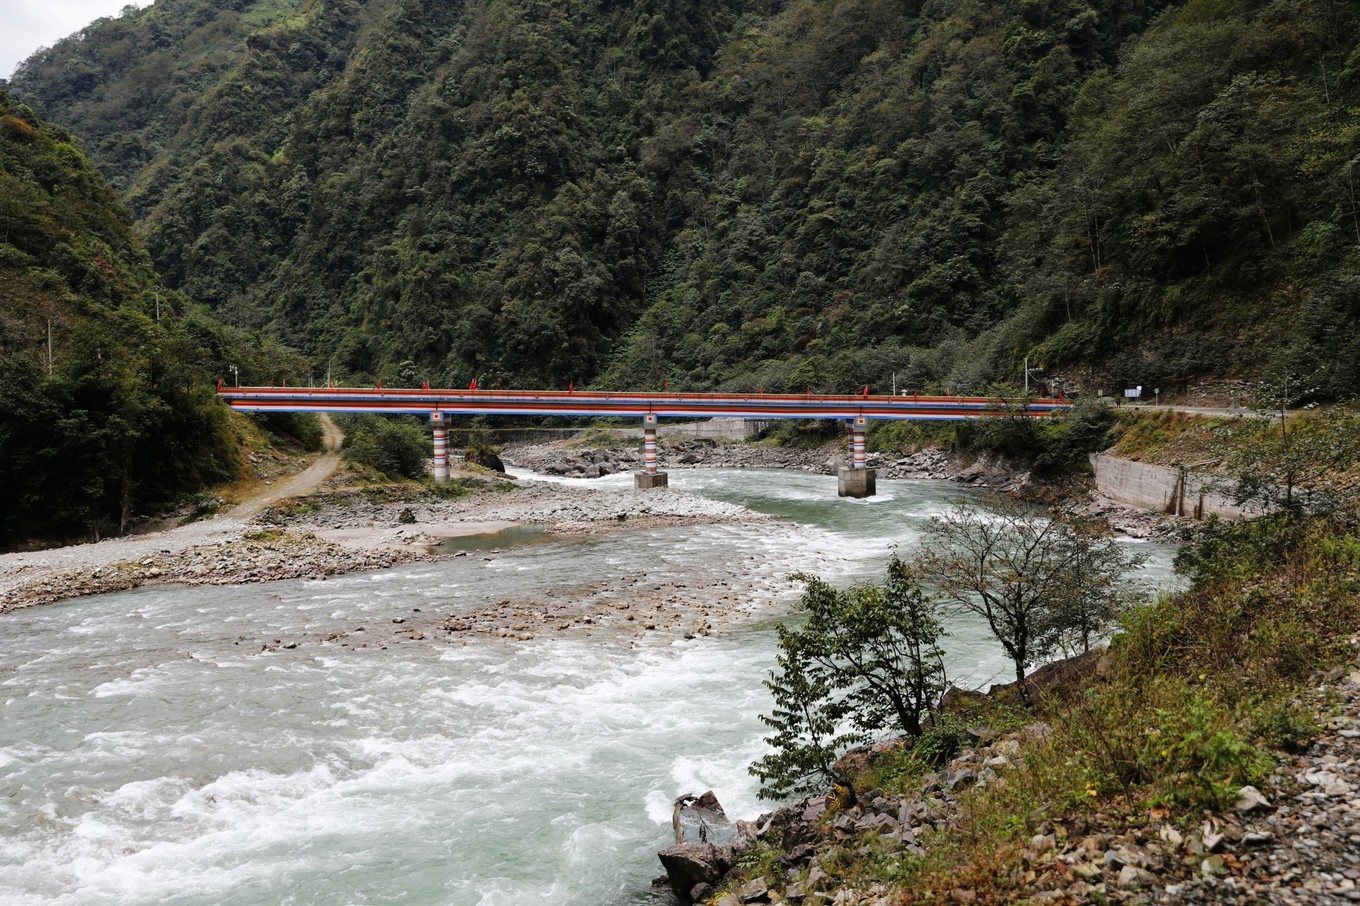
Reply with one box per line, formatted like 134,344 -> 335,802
430,412 -> 449,483
636,413 -> 668,490
838,416 -> 875,498
838,467 -> 876,498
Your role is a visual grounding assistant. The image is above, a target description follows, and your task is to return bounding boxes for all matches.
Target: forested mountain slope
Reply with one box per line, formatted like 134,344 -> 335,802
0,88 -> 305,545
10,0 -> 1360,400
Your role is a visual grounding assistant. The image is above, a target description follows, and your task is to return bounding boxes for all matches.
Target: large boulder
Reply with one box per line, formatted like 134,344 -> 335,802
674,790 -> 734,845
464,446 -> 506,472
657,843 -> 731,899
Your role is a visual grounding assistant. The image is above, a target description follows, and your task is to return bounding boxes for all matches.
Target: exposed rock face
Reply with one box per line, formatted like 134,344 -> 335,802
464,447 -> 506,473
657,842 -> 731,899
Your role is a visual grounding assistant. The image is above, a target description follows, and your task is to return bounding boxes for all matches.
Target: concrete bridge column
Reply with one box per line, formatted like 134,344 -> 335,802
838,415 -> 876,498
430,412 -> 450,483
636,413 -> 669,489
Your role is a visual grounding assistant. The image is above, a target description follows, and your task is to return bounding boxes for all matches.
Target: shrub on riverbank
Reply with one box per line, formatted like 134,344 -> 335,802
724,510 -> 1360,903
860,396 -> 1115,477
335,413 -> 430,480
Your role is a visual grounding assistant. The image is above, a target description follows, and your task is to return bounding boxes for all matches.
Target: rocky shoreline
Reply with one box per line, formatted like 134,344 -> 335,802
504,436 -> 994,484
504,437 -> 1183,540
0,472 -> 765,616
0,437 -> 1175,616
657,642 -> 1360,906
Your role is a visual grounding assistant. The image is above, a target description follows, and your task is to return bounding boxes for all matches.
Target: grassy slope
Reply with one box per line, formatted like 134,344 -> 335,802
716,509 -> 1360,903
710,409 -> 1360,903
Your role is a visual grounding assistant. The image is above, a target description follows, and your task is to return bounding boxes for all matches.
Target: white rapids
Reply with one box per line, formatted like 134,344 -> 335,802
0,469 -> 1178,905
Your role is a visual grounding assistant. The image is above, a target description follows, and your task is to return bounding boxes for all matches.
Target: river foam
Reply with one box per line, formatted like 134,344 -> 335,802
0,470 -> 1178,905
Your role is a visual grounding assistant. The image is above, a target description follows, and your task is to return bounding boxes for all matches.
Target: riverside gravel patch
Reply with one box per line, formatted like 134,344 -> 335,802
0,477 -> 765,614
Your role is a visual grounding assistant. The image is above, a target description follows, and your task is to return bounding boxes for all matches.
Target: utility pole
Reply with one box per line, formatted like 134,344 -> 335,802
1024,356 -> 1043,394
229,364 -> 239,387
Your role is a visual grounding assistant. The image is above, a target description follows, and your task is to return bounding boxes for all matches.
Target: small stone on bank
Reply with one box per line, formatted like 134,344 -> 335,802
1233,784 -> 1271,814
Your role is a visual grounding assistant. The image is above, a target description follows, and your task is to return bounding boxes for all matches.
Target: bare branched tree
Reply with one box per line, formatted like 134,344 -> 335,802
913,495 -> 1142,707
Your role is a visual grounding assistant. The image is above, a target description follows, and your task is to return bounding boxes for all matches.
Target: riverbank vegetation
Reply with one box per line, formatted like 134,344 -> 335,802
0,88 -> 310,548
730,483 -> 1360,903
334,412 -> 432,481
753,557 -> 949,801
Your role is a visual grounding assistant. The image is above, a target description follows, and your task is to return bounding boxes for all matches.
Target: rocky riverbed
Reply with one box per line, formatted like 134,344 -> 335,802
504,437 -> 1183,540
0,434 -> 1178,616
0,473 -> 766,616
504,437 -> 981,484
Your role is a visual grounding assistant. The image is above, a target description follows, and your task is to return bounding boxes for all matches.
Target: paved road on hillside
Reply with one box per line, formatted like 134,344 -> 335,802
1121,404 -> 1275,418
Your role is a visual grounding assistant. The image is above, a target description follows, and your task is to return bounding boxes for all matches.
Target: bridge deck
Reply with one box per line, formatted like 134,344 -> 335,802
217,387 -> 1070,421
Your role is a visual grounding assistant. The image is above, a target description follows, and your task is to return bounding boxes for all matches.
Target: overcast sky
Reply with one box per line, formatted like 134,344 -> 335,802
3,1 -> 152,80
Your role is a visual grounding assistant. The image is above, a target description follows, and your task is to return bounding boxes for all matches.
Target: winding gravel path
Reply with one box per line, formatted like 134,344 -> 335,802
0,416 -> 347,611
229,413 -> 344,519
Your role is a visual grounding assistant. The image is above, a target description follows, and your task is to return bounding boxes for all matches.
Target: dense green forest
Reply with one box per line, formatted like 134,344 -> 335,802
0,88 -> 308,545
7,0 -> 1360,399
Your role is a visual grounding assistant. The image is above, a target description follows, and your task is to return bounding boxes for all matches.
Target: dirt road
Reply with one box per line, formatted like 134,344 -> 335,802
229,414 -> 344,519
0,416 -> 347,610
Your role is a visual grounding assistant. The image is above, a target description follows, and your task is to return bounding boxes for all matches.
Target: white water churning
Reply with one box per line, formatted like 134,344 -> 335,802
0,470 -> 1177,905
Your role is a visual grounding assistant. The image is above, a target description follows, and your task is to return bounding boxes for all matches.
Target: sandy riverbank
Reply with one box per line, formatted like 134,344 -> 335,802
0,472 -> 767,616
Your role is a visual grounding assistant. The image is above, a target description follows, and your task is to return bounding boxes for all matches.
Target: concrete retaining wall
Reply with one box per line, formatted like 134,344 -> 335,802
664,418 -> 770,440
1089,453 -> 1255,520
616,418 -> 770,441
